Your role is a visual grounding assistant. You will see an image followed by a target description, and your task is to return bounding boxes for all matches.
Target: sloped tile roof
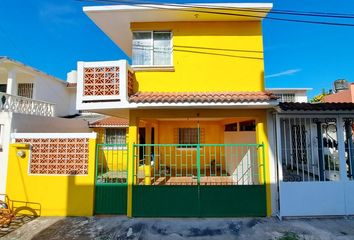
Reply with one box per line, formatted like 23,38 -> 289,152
90,116 -> 128,127
278,102 -> 354,111
129,91 -> 277,103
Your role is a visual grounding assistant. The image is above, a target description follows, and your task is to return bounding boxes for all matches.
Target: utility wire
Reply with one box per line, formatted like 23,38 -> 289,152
82,0 -> 354,18
78,0 -> 354,27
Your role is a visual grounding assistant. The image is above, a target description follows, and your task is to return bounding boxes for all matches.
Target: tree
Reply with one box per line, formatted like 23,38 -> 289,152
310,89 -> 330,103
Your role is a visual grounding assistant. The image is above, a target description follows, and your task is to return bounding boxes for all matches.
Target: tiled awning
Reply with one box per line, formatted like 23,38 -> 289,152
129,91 -> 277,104
278,102 -> 354,111
90,117 -> 128,127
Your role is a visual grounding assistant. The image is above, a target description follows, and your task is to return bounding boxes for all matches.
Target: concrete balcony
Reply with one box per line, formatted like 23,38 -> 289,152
0,92 -> 55,117
76,60 -> 134,112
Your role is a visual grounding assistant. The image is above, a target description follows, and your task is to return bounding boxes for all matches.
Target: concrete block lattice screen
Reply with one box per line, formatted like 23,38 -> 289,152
6,132 -> 97,216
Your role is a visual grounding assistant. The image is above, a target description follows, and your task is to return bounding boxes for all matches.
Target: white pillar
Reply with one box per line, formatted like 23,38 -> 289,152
337,117 -> 348,182
6,70 -> 17,95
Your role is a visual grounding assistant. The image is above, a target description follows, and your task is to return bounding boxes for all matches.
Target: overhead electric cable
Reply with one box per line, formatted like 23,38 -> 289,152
77,0 -> 354,27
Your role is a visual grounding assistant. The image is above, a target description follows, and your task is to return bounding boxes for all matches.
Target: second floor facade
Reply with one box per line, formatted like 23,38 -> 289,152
77,3 -> 277,112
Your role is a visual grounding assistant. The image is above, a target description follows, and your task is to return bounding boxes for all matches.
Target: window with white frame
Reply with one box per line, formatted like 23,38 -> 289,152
105,128 -> 127,145
132,31 -> 172,66
17,83 -> 34,99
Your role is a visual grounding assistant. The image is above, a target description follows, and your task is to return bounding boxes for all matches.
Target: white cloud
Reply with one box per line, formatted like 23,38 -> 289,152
39,3 -> 77,25
265,69 -> 302,79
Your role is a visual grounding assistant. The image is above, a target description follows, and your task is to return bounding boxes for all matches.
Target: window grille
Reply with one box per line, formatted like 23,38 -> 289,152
178,128 -> 198,145
275,93 -> 296,102
105,128 -> 127,145
17,83 -> 34,99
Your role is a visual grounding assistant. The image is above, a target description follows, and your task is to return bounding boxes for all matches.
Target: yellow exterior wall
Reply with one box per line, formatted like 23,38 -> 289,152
6,139 -> 96,216
94,127 -> 105,144
131,21 -> 265,92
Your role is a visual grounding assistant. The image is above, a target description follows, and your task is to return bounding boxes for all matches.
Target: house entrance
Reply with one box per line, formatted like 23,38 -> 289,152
94,143 -> 128,214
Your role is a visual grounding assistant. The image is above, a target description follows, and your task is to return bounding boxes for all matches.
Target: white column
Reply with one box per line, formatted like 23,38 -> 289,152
337,117 -> 348,182
6,70 -> 17,95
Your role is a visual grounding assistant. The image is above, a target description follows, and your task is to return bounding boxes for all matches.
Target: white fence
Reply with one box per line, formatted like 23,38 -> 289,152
0,92 -> 55,117
276,115 -> 354,217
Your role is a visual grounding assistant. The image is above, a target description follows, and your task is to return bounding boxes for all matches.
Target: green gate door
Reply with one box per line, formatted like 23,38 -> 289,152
132,143 -> 267,217
95,144 -> 128,214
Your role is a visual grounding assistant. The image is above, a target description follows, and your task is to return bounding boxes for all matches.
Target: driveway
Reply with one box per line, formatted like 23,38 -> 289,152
2,216 -> 354,240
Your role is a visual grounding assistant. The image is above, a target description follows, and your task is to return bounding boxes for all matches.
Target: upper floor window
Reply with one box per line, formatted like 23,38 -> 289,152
132,31 -> 172,66
18,83 -> 34,99
275,93 -> 296,102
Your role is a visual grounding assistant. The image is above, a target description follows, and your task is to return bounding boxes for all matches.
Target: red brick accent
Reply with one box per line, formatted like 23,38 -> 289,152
128,70 -> 135,97
15,138 -> 89,175
83,67 -> 120,96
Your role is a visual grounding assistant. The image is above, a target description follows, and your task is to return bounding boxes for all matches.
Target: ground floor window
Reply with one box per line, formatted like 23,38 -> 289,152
105,128 -> 127,145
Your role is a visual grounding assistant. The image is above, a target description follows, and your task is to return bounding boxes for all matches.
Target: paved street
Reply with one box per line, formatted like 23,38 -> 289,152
2,216 -> 354,240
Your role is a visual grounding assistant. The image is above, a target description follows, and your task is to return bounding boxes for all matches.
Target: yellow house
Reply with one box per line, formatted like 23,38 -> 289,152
76,3 -> 277,217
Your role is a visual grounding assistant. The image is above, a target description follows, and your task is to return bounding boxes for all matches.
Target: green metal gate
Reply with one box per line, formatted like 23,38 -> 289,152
132,143 -> 267,217
94,144 -> 128,214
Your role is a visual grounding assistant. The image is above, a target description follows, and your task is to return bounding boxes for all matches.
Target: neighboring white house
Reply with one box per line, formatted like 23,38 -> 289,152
266,88 -> 312,103
0,57 -> 90,196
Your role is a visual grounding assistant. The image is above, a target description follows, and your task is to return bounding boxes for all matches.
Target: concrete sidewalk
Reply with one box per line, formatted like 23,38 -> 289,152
2,216 -> 354,240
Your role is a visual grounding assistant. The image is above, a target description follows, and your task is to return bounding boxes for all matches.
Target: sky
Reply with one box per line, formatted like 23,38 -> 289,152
1,0 -> 354,99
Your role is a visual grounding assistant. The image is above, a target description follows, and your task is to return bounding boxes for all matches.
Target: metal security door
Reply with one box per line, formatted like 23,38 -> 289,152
95,144 -> 128,214
277,116 -> 354,217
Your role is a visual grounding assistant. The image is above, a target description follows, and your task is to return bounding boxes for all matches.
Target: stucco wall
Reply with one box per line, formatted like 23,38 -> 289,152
33,77 -> 77,117
0,112 -> 12,197
131,21 -> 265,92
6,136 -> 96,216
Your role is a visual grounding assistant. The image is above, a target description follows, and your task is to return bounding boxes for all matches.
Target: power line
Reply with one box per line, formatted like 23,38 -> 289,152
77,0 -> 354,27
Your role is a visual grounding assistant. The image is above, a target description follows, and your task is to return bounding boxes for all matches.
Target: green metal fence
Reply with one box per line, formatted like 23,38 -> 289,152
95,144 -> 128,214
132,143 -> 267,217
133,143 -> 265,186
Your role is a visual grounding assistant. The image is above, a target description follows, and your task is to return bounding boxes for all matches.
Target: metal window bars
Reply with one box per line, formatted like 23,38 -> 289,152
95,144 -> 128,184
279,117 -> 340,182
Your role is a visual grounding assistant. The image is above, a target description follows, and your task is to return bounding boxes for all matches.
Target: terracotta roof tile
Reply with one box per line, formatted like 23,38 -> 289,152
278,102 -> 354,111
90,117 -> 128,127
129,91 -> 277,103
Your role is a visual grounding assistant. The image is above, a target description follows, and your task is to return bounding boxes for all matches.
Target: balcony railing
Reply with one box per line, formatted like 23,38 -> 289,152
0,92 -> 55,117
77,60 -> 135,110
